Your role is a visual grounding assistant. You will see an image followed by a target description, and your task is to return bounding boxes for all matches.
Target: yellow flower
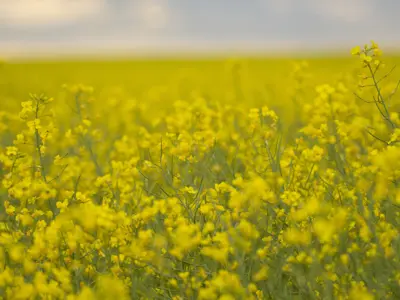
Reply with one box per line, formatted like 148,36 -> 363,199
370,40 -> 379,49
96,275 -> 129,300
253,266 -> 268,282
340,254 -> 349,266
360,52 -> 372,63
283,228 -> 311,246
313,218 -> 336,243
349,283 -> 374,300
351,46 -> 361,56
9,244 -> 24,263
219,295 -> 236,300
201,246 -> 229,265
14,282 -> 35,299
76,287 -> 97,300
23,258 -> 36,275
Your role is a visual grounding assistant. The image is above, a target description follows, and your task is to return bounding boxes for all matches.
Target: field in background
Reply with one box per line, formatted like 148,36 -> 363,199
0,56 -> 378,108
1,55 -> 400,120
0,46 -> 400,299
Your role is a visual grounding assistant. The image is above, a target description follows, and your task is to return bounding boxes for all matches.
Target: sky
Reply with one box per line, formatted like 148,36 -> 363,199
0,0 -> 399,58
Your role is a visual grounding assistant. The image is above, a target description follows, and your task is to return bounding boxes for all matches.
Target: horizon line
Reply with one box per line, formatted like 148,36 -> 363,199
2,40 -> 400,60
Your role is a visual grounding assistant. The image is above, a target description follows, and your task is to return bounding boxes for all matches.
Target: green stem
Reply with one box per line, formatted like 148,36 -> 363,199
35,98 -> 47,183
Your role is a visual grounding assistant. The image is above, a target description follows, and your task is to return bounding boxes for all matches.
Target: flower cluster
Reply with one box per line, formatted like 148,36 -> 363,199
0,41 -> 398,299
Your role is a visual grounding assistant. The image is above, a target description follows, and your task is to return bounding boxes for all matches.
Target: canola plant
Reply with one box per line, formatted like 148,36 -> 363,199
0,41 -> 398,299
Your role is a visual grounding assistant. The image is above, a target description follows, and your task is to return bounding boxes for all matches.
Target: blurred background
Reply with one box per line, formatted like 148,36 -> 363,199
0,0 -> 399,59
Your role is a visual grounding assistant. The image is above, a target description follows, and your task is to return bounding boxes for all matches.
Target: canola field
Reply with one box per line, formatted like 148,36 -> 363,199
0,42 -> 399,299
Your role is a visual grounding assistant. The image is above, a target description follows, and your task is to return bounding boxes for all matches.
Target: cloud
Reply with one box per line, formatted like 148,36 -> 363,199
263,0 -> 374,23
127,0 -> 175,32
261,0 -> 295,15
0,0 -> 106,28
138,1 -> 169,29
309,0 -> 374,23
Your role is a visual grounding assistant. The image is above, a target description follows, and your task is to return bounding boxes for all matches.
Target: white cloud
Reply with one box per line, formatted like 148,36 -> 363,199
310,0 -> 374,23
0,0 -> 106,28
263,0 -> 295,15
128,0 -> 173,31
263,0 -> 373,23
139,1 -> 168,29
